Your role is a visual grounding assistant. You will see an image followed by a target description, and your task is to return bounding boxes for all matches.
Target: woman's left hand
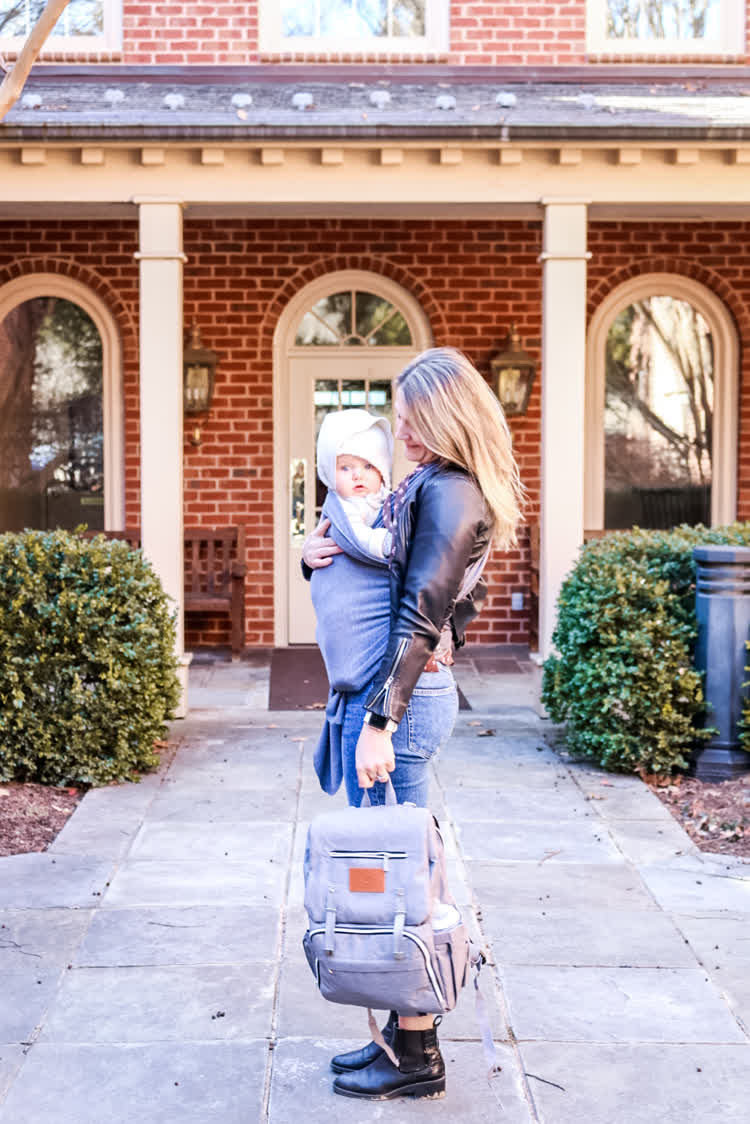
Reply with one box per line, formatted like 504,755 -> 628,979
355,725 -> 395,789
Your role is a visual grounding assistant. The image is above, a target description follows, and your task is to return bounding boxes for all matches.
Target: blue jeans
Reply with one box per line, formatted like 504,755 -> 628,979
341,662 -> 459,808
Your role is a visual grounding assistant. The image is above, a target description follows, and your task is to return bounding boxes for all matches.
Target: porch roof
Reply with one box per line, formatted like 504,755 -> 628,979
5,64 -> 750,142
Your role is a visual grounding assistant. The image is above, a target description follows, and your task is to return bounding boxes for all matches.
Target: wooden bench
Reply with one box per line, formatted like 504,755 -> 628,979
84,525 -> 247,655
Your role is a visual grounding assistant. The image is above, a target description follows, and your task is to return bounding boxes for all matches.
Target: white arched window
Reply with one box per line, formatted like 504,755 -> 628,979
586,274 -> 738,531
0,274 -> 124,533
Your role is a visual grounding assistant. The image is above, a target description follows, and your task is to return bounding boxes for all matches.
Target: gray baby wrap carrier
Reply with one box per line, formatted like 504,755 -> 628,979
303,780 -> 472,1018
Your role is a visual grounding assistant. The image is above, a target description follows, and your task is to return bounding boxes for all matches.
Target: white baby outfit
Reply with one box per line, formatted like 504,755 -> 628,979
316,409 -> 393,560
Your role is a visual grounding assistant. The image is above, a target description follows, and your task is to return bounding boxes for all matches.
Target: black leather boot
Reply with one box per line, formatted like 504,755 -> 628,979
330,1011 -> 398,1074
332,1021 -> 446,1100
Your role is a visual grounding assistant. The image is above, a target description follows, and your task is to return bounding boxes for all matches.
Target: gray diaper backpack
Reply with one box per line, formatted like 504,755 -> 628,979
303,780 -> 489,1038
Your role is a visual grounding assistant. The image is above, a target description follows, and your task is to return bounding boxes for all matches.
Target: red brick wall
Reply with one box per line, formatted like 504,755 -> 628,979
21,1 -> 748,66
2,216 -> 748,649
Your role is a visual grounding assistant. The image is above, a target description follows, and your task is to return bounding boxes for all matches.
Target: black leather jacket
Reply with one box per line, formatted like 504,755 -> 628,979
364,461 -> 491,726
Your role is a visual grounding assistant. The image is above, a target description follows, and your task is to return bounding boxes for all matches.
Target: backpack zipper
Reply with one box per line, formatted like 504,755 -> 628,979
329,849 -> 407,871
309,925 -> 446,1009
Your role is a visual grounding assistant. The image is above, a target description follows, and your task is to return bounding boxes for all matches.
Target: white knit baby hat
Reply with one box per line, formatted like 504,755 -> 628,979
317,408 -> 394,492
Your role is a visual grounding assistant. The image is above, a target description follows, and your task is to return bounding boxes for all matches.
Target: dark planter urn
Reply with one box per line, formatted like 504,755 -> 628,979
692,544 -> 750,782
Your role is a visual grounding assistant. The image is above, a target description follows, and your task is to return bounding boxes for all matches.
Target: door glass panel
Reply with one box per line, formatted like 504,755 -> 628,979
290,457 -> 306,542
368,310 -> 411,346
604,295 -> 713,529
0,296 -> 104,533
367,380 -> 392,419
295,290 -> 413,346
340,380 -> 367,407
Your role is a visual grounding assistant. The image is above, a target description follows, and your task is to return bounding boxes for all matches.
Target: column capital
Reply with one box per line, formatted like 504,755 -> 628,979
131,195 -> 185,206
539,197 -> 592,207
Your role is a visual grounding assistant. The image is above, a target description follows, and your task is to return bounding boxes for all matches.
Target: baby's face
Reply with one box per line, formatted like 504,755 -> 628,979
335,454 -> 383,499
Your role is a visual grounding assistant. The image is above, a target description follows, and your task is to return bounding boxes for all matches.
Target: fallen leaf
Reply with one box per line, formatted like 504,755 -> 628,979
468,721 -> 482,727
291,737 -> 307,743
477,729 -> 496,737
600,780 -> 614,786
266,723 -> 279,729
304,702 -> 326,710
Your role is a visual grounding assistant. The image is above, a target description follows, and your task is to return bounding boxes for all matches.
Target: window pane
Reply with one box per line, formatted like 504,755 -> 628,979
295,313 -> 340,346
0,0 -> 30,36
319,0 -> 387,36
0,297 -> 104,533
604,296 -> 713,529
606,0 -> 721,41
1,0 -> 105,37
368,310 -> 412,346
355,291 -> 396,338
368,380 -> 393,420
392,0 -> 426,35
340,380 -> 368,407
281,0 -> 315,36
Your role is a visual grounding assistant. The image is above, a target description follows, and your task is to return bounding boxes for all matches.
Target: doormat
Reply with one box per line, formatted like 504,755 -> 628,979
269,646 -> 470,711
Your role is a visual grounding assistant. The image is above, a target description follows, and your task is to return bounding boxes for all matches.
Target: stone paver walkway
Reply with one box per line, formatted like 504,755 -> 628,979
2,650 -> 750,1123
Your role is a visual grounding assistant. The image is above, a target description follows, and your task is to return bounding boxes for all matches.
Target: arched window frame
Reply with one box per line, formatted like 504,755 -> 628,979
0,273 -> 125,530
272,269 -> 432,646
585,273 -> 738,530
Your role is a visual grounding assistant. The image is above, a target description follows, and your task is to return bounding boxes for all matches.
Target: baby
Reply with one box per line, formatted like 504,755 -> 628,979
316,408 -> 393,560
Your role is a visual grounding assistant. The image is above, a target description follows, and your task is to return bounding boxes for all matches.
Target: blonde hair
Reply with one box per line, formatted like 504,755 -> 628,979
397,347 -> 525,549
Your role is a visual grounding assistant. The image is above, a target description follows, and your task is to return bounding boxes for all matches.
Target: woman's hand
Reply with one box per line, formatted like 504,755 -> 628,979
302,517 -> 343,569
355,725 -> 395,789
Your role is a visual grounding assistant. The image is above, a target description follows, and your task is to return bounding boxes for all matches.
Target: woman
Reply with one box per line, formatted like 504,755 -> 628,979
303,347 -> 524,1101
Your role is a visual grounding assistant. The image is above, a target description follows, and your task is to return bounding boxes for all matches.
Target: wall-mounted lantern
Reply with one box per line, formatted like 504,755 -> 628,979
183,323 -> 217,446
490,324 -> 536,417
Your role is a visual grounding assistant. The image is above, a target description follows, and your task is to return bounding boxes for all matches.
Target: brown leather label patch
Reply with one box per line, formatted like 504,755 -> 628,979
349,867 -> 385,893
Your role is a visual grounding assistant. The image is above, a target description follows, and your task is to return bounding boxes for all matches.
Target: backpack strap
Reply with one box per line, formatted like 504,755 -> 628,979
324,887 -> 336,954
392,888 -> 406,960
471,948 -> 502,1079
367,1008 -> 399,1067
361,777 -> 398,807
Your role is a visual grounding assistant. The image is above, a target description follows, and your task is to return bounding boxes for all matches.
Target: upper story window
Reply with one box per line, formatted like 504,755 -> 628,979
0,0 -> 121,52
586,0 -> 745,54
260,0 -> 449,54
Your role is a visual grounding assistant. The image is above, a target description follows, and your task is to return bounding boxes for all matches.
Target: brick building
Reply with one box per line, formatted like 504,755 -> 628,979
1,1 -> 750,708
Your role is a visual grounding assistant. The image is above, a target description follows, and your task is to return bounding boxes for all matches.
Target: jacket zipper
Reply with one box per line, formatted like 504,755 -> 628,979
309,925 -> 446,1009
368,637 -> 409,716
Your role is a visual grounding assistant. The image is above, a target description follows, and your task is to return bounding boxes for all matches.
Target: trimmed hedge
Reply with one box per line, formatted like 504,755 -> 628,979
0,529 -> 180,786
542,523 -> 750,774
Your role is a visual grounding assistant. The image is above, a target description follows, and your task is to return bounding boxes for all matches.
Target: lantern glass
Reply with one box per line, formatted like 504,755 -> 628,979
490,326 -> 536,416
185,363 -> 211,412
183,324 -> 217,416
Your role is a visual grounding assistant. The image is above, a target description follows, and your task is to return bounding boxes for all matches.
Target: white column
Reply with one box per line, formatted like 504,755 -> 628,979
539,198 -> 590,659
134,197 -> 191,714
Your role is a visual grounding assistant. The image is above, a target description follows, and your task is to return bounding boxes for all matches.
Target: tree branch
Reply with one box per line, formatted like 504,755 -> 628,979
0,0 -> 71,122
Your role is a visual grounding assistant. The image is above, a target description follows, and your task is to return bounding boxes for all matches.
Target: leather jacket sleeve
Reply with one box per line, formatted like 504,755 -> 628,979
364,472 -> 489,725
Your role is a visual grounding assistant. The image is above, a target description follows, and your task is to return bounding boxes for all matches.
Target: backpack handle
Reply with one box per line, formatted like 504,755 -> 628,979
361,777 -> 398,807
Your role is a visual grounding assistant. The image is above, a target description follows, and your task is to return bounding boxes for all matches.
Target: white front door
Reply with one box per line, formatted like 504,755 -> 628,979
287,351 -> 415,644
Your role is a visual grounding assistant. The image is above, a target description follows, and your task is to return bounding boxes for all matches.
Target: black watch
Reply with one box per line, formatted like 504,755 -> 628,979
363,711 -> 398,734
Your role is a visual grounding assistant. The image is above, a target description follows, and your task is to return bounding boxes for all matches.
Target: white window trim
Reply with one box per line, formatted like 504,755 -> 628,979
259,0 -> 448,54
0,273 -> 125,530
585,272 -> 738,531
585,0 -> 745,54
0,0 -> 122,53
272,269 -> 432,646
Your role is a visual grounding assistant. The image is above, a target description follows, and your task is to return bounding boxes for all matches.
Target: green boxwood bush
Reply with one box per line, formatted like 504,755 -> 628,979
0,529 -> 180,786
542,523 -> 750,774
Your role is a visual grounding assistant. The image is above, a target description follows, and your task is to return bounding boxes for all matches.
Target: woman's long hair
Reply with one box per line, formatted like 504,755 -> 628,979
397,347 -> 525,549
